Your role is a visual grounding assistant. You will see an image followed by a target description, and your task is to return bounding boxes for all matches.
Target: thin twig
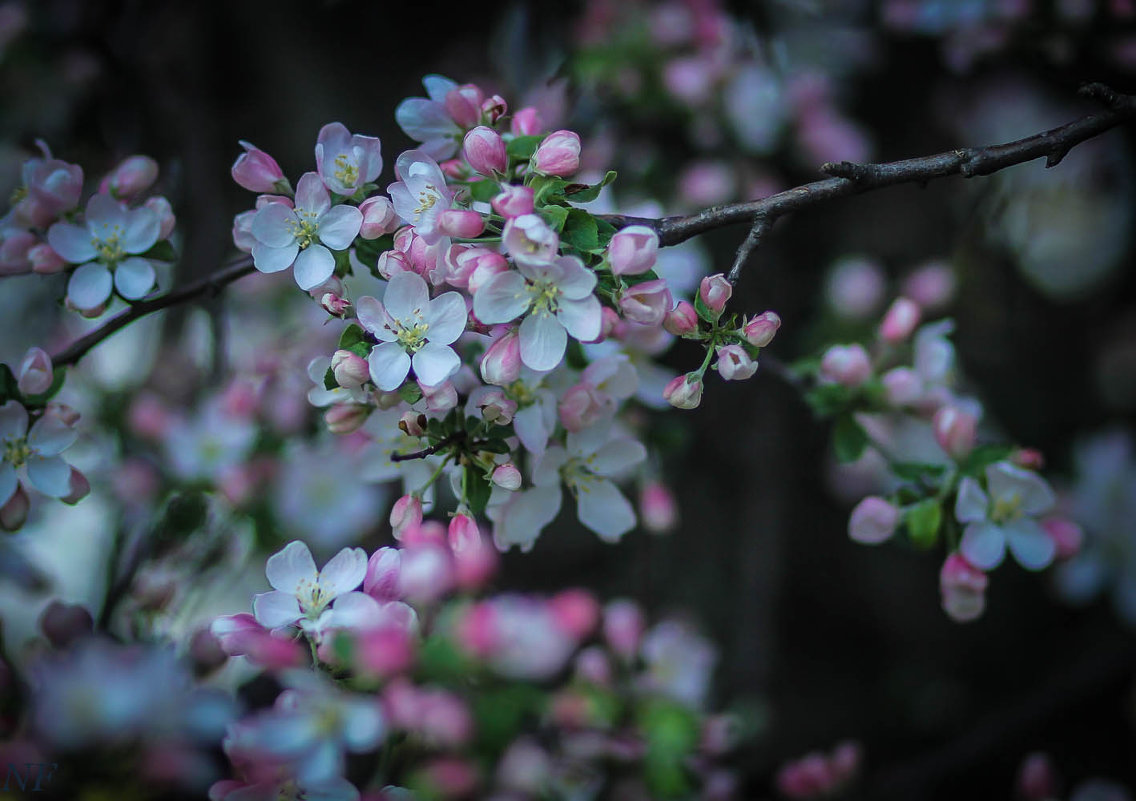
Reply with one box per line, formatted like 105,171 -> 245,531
390,433 -> 463,463
727,214 -> 773,286
51,255 -> 256,368
600,82 -> 1136,250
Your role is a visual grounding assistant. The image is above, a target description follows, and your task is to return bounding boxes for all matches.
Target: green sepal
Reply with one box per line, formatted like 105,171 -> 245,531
639,698 -> 699,798
140,239 -> 177,262
905,499 -> 942,548
890,461 -> 949,483
805,382 -> 851,417
832,414 -> 869,463
693,291 -> 720,324
398,382 -> 423,405
506,134 -> 544,161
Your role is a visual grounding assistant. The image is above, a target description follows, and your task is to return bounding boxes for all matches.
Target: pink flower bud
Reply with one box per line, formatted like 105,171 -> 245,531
359,196 -> 399,239
390,494 -> 423,538
491,463 -> 522,491
881,366 -> 922,406
878,297 -> 922,343
640,481 -> 679,533
558,384 -> 604,432
742,311 -> 781,347
364,547 -> 402,602
17,347 -> 53,396
399,411 -> 427,438
932,405 -> 977,459
1042,517 -> 1083,559
480,329 -> 522,385
46,402 -> 80,427
144,196 -> 176,239
491,184 -> 535,218
848,496 -> 899,544
28,244 -> 66,275
664,301 -> 699,336
619,279 -> 671,326
533,130 -> 581,176
331,349 -> 369,389
819,343 -> 872,387
698,273 -> 732,318
0,229 -> 34,275
1017,752 -> 1060,801
511,107 -> 544,136
550,589 -> 600,639
465,251 -> 510,295
448,512 -> 480,554
104,155 -> 158,199
39,600 -> 94,648
440,158 -> 469,180
0,486 -> 29,532
902,261 -> 956,310
603,599 -> 644,660
445,84 -> 485,128
377,249 -> 412,281
231,141 -> 286,193
477,390 -> 516,425
421,379 -> 458,413
354,627 -> 415,678
324,404 -> 369,434
61,468 -> 90,505
482,95 -> 508,123
321,293 -> 351,316
715,344 -> 758,381
399,543 -> 454,603
437,209 -> 485,239
608,225 -> 658,276
463,126 -> 507,175
939,552 -> 988,622
583,306 -> 621,344
663,373 -> 703,410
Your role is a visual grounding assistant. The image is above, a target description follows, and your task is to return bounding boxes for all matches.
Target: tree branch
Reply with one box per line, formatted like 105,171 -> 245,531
600,83 -> 1136,250
51,255 -> 256,368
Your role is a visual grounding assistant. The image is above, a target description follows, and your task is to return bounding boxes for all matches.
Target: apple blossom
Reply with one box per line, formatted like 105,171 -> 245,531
357,271 -> 467,390
619,278 -> 671,326
742,310 -> 781,347
955,461 -> 1058,570
359,196 -> 399,238
698,273 -> 732,317
715,344 -> 758,381
848,496 -> 899,544
0,401 -> 79,506
444,83 -> 485,128
395,74 -> 463,159
17,347 -> 52,396
231,140 -> 288,194
249,172 -> 362,290
533,130 -> 582,176
501,213 -> 559,267
607,225 -> 659,276
387,150 -> 455,244
315,122 -> 382,196
664,373 -> 703,409
462,126 -> 507,175
9,143 -> 82,228
251,540 -> 371,636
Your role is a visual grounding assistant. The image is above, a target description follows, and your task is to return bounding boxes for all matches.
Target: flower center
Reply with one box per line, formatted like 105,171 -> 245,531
414,185 -> 441,217
91,225 -> 126,265
295,577 -> 331,616
3,436 -> 30,468
527,280 -> 561,315
287,210 -> 321,250
396,316 -> 430,353
333,154 -> 359,188
991,492 -> 1023,523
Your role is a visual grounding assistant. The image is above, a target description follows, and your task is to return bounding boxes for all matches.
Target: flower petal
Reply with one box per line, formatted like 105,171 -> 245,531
368,341 -> 412,391
26,455 -> 72,497
318,204 -> 363,251
1004,518 -> 1057,571
252,590 -> 303,630
519,312 -> 567,371
576,477 -> 636,542
47,222 -> 97,264
411,342 -> 460,386
356,295 -> 398,342
954,477 -> 989,523
266,540 -> 318,593
293,245 -> 335,290
959,521 -> 1006,570
473,271 -> 530,324
0,401 -> 29,439
557,295 -> 602,343
113,257 -> 155,300
121,206 -> 160,254
554,255 -> 597,299
492,487 -> 562,553
0,463 -> 17,507
251,241 -> 299,274
589,438 -> 647,476
424,291 -> 467,344
514,403 -> 551,456
295,172 -> 331,216
28,415 -> 77,456
382,271 -> 429,321
318,547 -> 368,598
986,461 -> 1056,516
251,203 -> 298,248
67,263 -> 113,311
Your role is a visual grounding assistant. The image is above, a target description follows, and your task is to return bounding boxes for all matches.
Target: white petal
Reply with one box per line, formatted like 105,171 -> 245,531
27,415 -> 77,456
251,203 -> 298,248
473,271 -> 530,324
0,401 -> 29,439
318,205 -> 363,250
423,74 -> 458,101
318,547 -> 368,598
494,487 -> 562,553
121,206 -> 160,254
47,222 -> 97,264
87,194 -> 129,230
519,312 -> 567,372
411,343 -> 460,386
67,263 -> 112,311
113,257 -> 155,300
986,462 -> 1056,516
589,438 -> 647,476
252,241 -> 299,274
340,697 -> 385,751
368,341 -> 412,391
1004,518 -> 1057,571
514,404 -> 551,456
395,98 -> 460,144
0,464 -> 17,506
576,478 -> 636,542
422,293 -> 465,345
554,255 -> 597,299
266,540 -> 318,592
382,271 -> 429,320
954,477 -> 989,523
556,296 -> 602,343
252,590 -> 303,629
293,245 -> 335,290
323,591 -> 383,631
295,171 -> 331,216
356,295 -> 398,342
26,455 -> 72,497
959,521 -> 1006,570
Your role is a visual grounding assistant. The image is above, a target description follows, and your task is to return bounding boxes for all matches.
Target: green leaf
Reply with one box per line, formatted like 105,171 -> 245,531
467,179 -> 501,203
417,634 -> 474,684
905,499 -> 942,548
506,134 -> 544,161
0,364 -> 16,404
539,204 -> 569,232
561,208 -> 600,252
640,699 -> 699,798
562,170 -> 617,203
398,382 -> 423,405
337,324 -> 371,359
464,465 -> 492,515
958,444 -> 1016,476
472,684 -> 545,754
832,415 -> 869,463
140,239 -> 177,262
529,174 -> 568,205
565,339 -> 588,370
805,382 -> 851,417
891,461 -> 949,482
475,438 -> 511,455
323,366 -> 337,391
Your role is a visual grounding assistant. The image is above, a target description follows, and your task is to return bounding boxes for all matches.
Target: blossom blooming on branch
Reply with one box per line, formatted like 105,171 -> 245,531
955,461 -> 1058,570
0,401 -> 79,505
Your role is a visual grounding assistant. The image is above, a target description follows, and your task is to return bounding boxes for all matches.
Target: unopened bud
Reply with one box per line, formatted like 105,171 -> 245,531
321,293 -> 351,316
29,244 -> 67,275
848,496 -> 899,544
324,404 -> 369,434
664,301 -> 699,336
511,107 -> 543,136
105,155 -> 158,199
331,350 -> 370,389
533,130 -> 581,177
463,126 -> 507,175
698,273 -> 732,318
390,494 -> 423,537
17,346 -> 53,396
819,343 -> 871,387
61,468 -> 90,505
878,297 -> 922,343
231,141 -> 287,194
742,311 -> 781,347
480,330 -> 522,386
715,344 -> 758,381
639,482 -> 678,533
445,84 -> 484,128
144,196 -> 176,240
607,225 -> 658,276
939,552 -> 988,623
491,463 -> 522,491
481,94 -> 508,123
0,486 -> 29,531
491,184 -> 535,219
932,405 -> 977,459
663,373 -> 703,410
438,209 -> 485,239
359,196 -> 399,239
